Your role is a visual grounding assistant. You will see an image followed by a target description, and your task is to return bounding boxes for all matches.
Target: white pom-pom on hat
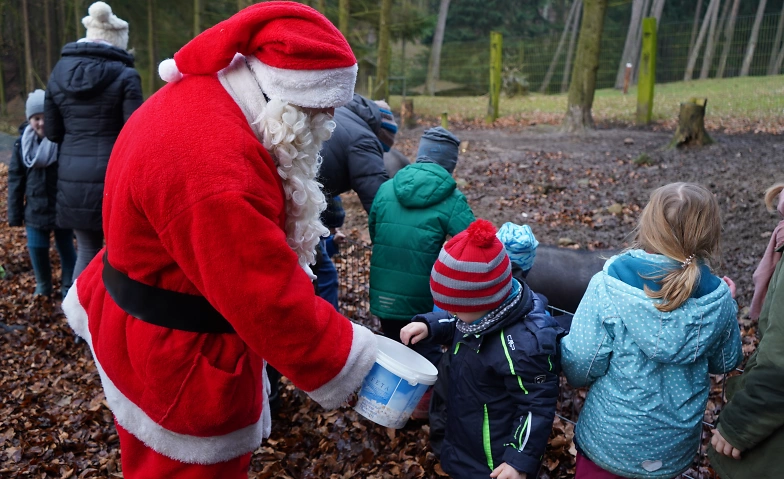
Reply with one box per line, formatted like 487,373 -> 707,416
158,59 -> 183,83
88,1 -> 112,22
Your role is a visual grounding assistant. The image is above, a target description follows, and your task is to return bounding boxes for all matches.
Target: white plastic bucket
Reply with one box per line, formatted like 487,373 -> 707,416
355,335 -> 438,429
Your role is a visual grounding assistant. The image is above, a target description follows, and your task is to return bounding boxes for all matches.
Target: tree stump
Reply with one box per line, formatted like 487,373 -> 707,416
400,99 -> 416,129
668,98 -> 714,148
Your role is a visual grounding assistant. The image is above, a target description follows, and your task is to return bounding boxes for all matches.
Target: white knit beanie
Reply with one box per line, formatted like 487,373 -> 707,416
82,2 -> 129,50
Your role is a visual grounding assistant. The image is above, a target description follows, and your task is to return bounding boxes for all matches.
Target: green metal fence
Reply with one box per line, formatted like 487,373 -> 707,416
388,13 -> 783,97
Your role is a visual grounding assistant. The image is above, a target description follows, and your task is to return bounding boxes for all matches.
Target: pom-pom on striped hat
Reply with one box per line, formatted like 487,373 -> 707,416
430,219 -> 513,313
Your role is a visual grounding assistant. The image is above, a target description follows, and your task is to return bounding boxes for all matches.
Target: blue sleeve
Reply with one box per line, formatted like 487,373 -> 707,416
560,274 -> 613,387
412,311 -> 455,346
7,141 -> 26,227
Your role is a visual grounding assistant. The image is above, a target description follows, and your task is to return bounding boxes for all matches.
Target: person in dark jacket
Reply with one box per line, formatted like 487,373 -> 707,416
401,220 -> 563,479
316,94 -> 396,309
8,90 -> 76,297
45,1 -> 143,279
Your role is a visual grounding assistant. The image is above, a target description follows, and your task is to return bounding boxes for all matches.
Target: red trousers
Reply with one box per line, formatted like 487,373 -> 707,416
116,422 -> 252,479
575,452 -> 628,479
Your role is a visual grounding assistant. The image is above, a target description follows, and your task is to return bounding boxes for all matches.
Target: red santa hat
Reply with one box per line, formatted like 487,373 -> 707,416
158,1 -> 357,109
430,219 -> 513,313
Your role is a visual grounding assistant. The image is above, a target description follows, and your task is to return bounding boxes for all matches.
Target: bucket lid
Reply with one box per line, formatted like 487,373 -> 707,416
374,335 -> 438,386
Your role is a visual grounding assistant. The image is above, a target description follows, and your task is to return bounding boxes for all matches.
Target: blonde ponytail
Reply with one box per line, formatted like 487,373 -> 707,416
764,183 -> 784,212
634,183 -> 721,312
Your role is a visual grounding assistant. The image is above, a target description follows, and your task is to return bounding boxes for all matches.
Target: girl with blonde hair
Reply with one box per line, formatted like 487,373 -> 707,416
561,182 -> 742,479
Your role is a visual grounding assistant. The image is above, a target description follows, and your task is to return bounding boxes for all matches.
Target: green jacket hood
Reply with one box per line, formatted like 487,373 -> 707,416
392,163 -> 455,208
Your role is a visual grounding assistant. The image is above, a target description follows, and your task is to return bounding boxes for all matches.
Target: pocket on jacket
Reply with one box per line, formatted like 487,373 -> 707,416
161,349 -> 262,437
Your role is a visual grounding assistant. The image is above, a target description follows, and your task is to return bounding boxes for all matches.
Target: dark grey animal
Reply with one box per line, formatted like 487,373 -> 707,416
525,245 -> 620,315
383,148 -> 411,178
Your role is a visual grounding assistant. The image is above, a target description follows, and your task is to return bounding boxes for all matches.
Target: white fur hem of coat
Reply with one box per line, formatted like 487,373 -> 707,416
63,280 -> 272,464
305,322 -> 378,409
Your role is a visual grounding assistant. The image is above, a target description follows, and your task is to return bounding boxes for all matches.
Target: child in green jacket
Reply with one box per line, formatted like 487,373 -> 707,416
368,127 -> 475,344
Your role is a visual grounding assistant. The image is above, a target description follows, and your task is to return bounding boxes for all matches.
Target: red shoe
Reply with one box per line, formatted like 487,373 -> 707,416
411,388 -> 432,420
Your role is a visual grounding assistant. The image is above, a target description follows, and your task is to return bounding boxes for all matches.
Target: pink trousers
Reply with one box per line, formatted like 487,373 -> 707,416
575,452 -> 628,479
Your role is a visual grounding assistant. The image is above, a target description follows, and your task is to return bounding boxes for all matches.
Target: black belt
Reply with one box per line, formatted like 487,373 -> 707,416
102,252 -> 235,334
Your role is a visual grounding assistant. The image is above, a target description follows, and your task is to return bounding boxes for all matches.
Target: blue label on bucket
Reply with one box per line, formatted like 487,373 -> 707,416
355,363 -> 429,428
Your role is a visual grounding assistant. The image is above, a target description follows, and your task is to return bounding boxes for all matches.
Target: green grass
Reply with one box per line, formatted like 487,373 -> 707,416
389,75 -> 784,125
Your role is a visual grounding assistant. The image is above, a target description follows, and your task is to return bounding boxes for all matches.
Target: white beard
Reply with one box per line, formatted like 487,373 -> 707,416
254,99 -> 334,279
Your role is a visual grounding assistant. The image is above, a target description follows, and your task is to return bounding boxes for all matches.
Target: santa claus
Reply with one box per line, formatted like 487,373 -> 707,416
62,3 -> 378,477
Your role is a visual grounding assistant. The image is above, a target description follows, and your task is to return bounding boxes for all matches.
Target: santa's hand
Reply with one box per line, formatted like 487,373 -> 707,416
490,462 -> 526,479
400,322 -> 428,345
711,429 -> 741,459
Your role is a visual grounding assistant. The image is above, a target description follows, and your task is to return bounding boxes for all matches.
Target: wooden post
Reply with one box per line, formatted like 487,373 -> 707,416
400,99 -> 416,129
368,76 -> 374,99
441,111 -> 448,129
487,31 -> 503,124
623,63 -> 632,94
636,17 -> 656,126
668,98 -> 714,148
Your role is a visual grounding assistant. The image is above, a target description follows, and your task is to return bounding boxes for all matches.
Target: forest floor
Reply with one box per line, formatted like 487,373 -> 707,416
0,122 -> 782,478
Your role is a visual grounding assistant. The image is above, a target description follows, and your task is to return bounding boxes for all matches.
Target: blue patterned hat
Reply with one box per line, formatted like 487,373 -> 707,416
496,222 -> 538,272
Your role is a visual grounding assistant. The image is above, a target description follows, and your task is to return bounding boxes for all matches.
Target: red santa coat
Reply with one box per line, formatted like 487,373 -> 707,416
63,71 -> 377,464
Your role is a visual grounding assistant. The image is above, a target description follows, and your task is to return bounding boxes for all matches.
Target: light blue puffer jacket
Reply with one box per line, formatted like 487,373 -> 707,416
561,250 -> 742,479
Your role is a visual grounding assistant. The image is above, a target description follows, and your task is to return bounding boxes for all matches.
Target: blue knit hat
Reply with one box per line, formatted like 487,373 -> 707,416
321,196 -> 345,229
374,100 -> 397,152
416,127 -> 460,174
496,222 -> 538,272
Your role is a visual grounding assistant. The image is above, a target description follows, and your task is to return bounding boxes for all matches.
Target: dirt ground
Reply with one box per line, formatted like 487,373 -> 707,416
342,124 -> 784,313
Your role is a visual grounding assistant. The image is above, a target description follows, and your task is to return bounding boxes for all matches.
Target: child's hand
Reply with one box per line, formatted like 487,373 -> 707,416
711,429 -> 741,459
333,228 -> 346,246
722,276 -> 736,299
490,462 -> 526,479
400,322 -> 429,345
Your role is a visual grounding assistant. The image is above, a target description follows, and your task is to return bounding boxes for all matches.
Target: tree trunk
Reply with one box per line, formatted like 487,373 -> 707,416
374,0 -> 393,100
699,0 -> 720,79
716,0 -> 740,78
540,0 -> 579,93
561,0 -> 582,93
148,0 -> 155,97
629,0 -> 651,81
317,0 -> 327,14
767,1 -> 784,74
687,0 -> 704,63
339,0 -> 349,35
740,0 -> 768,77
614,0 -> 645,88
563,0 -> 609,132
22,0 -> 34,93
44,0 -> 52,77
0,0 -> 6,115
193,0 -> 200,37
57,0 -> 65,47
774,36 -> 784,74
425,0 -> 450,96
684,0 -> 719,81
74,0 -> 81,40
668,98 -> 713,148
649,0 -> 665,24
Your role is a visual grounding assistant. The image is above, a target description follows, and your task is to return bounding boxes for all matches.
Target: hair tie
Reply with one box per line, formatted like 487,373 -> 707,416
682,254 -> 695,268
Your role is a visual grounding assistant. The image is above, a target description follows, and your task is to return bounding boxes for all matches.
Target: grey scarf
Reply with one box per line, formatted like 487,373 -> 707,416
455,284 -> 523,335
21,125 -> 58,168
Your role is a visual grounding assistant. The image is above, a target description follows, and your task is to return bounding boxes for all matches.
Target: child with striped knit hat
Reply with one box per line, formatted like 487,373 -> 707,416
401,219 -> 563,479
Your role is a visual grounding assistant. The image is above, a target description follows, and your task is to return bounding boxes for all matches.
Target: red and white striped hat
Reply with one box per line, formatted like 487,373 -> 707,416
430,219 -> 513,313
158,1 -> 357,109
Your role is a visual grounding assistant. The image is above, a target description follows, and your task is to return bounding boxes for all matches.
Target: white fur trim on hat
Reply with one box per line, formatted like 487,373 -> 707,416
247,56 -> 357,109
158,58 -> 183,83
63,281 -> 271,464
82,2 -> 129,50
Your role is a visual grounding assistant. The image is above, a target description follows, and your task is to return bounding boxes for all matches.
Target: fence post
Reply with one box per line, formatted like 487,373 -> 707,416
441,111 -> 449,129
368,76 -> 375,99
487,31 -> 503,124
636,17 -> 657,125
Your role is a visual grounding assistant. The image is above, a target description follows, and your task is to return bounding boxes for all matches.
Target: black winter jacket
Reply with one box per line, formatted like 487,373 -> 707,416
7,123 -> 59,229
415,281 -> 564,478
319,94 -> 389,212
45,41 -> 143,231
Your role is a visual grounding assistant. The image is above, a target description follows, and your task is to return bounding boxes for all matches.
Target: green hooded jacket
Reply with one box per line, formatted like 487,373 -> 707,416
368,163 -> 475,320
709,244 -> 784,479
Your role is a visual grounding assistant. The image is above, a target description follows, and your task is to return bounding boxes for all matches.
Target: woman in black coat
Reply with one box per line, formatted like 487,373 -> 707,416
8,90 -> 76,297
45,2 -> 143,278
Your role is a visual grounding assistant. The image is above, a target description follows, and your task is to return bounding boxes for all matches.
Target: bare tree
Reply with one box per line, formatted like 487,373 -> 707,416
148,0 -> 156,96
767,1 -> 784,74
75,0 -> 82,40
540,0 -> 579,93
194,0 -> 201,37
339,0 -> 349,36
740,0 -> 768,76
717,0 -> 740,78
0,0 -> 6,115
684,0 -> 719,80
614,0 -> 645,88
425,0 -> 450,96
44,0 -> 52,76
699,0 -> 720,79
687,0 -> 704,63
649,0 -> 665,23
561,0 -> 582,93
22,0 -> 34,93
564,0 -> 609,132
374,0 -> 393,100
